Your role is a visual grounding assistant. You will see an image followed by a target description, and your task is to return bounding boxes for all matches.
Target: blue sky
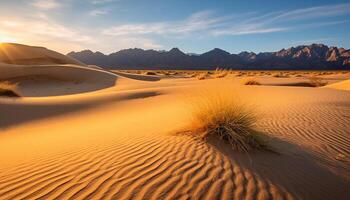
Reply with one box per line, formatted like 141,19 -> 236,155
0,0 -> 349,54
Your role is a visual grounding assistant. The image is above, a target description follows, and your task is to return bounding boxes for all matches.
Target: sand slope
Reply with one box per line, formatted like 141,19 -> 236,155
325,79 -> 350,90
0,43 -> 85,66
0,63 -> 121,96
0,74 -> 349,199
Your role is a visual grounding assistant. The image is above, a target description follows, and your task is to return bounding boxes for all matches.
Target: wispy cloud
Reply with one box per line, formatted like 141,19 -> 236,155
89,9 -> 109,16
212,27 -> 288,36
91,0 -> 118,4
273,3 -> 350,21
102,3 -> 350,38
102,10 -> 234,36
31,0 -> 61,10
111,37 -> 162,49
0,14 -> 95,53
0,13 -> 161,53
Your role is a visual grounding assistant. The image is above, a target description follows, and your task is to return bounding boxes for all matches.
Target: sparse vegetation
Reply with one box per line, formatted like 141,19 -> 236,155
272,72 -> 289,78
196,72 -> 208,80
308,76 -> 328,87
189,73 -> 197,78
0,81 -> 20,97
244,79 -> 261,85
185,86 -> 266,152
143,71 -> 158,76
213,68 -> 229,78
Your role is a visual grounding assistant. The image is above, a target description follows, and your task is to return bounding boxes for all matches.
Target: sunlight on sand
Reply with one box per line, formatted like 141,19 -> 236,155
0,63 -> 349,199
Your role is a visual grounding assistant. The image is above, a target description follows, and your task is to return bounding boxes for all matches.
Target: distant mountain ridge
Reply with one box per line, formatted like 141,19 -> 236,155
67,44 -> 350,70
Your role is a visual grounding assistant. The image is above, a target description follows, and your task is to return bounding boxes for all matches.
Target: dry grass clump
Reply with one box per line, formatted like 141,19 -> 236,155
143,71 -> 158,76
189,73 -> 197,78
244,79 -> 261,85
196,72 -> 208,80
0,81 -> 20,97
236,71 -> 247,77
213,68 -> 229,78
157,70 -> 170,75
308,76 -> 328,87
272,72 -> 289,78
185,86 -> 265,152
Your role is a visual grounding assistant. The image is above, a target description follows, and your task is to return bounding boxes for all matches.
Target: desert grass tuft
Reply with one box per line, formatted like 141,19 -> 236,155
308,76 -> 328,87
244,79 -> 261,85
0,81 -> 20,97
184,85 -> 266,152
143,71 -> 158,76
272,72 -> 289,78
196,72 -> 208,80
213,68 -> 229,78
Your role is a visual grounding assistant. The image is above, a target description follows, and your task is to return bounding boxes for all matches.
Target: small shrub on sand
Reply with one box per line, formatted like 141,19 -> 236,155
213,68 -> 229,78
189,73 -> 197,78
308,76 -> 328,87
185,86 -> 266,152
157,71 -> 169,75
196,72 -> 208,80
244,79 -> 261,85
0,81 -> 20,97
143,71 -> 157,76
272,72 -> 289,78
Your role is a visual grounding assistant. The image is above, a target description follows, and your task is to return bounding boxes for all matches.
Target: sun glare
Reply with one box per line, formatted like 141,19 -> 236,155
0,34 -> 17,43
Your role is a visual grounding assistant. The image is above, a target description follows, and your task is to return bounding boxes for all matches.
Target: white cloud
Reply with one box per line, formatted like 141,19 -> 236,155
109,37 -> 162,49
0,14 -> 162,53
102,10 -> 233,36
102,3 -> 350,38
91,0 -> 117,4
31,0 -> 61,10
89,9 -> 109,16
273,3 -> 350,21
212,27 -> 288,36
0,15 -> 95,53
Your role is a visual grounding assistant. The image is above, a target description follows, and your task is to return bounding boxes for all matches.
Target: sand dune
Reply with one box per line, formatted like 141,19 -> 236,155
325,79 -> 350,90
0,63 -> 117,96
0,63 -> 161,97
0,70 -> 349,199
0,43 -> 85,66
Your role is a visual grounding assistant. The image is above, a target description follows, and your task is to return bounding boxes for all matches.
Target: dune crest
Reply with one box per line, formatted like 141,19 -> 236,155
0,43 -> 85,66
325,79 -> 350,91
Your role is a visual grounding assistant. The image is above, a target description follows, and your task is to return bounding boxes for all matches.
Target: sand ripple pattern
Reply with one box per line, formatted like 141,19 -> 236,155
0,88 -> 349,200
257,89 -> 350,178
0,132 -> 294,200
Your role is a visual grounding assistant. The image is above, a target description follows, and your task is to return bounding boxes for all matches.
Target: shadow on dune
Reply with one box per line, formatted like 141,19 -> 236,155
112,71 -> 161,82
0,91 -> 160,129
10,74 -> 118,97
208,135 -> 350,200
264,82 -> 317,87
0,64 -> 120,97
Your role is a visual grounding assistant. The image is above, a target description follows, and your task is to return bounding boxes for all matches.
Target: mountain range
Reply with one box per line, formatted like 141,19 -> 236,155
68,44 -> 350,70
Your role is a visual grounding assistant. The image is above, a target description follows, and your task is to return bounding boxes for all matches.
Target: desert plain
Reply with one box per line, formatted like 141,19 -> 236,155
0,59 -> 349,200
